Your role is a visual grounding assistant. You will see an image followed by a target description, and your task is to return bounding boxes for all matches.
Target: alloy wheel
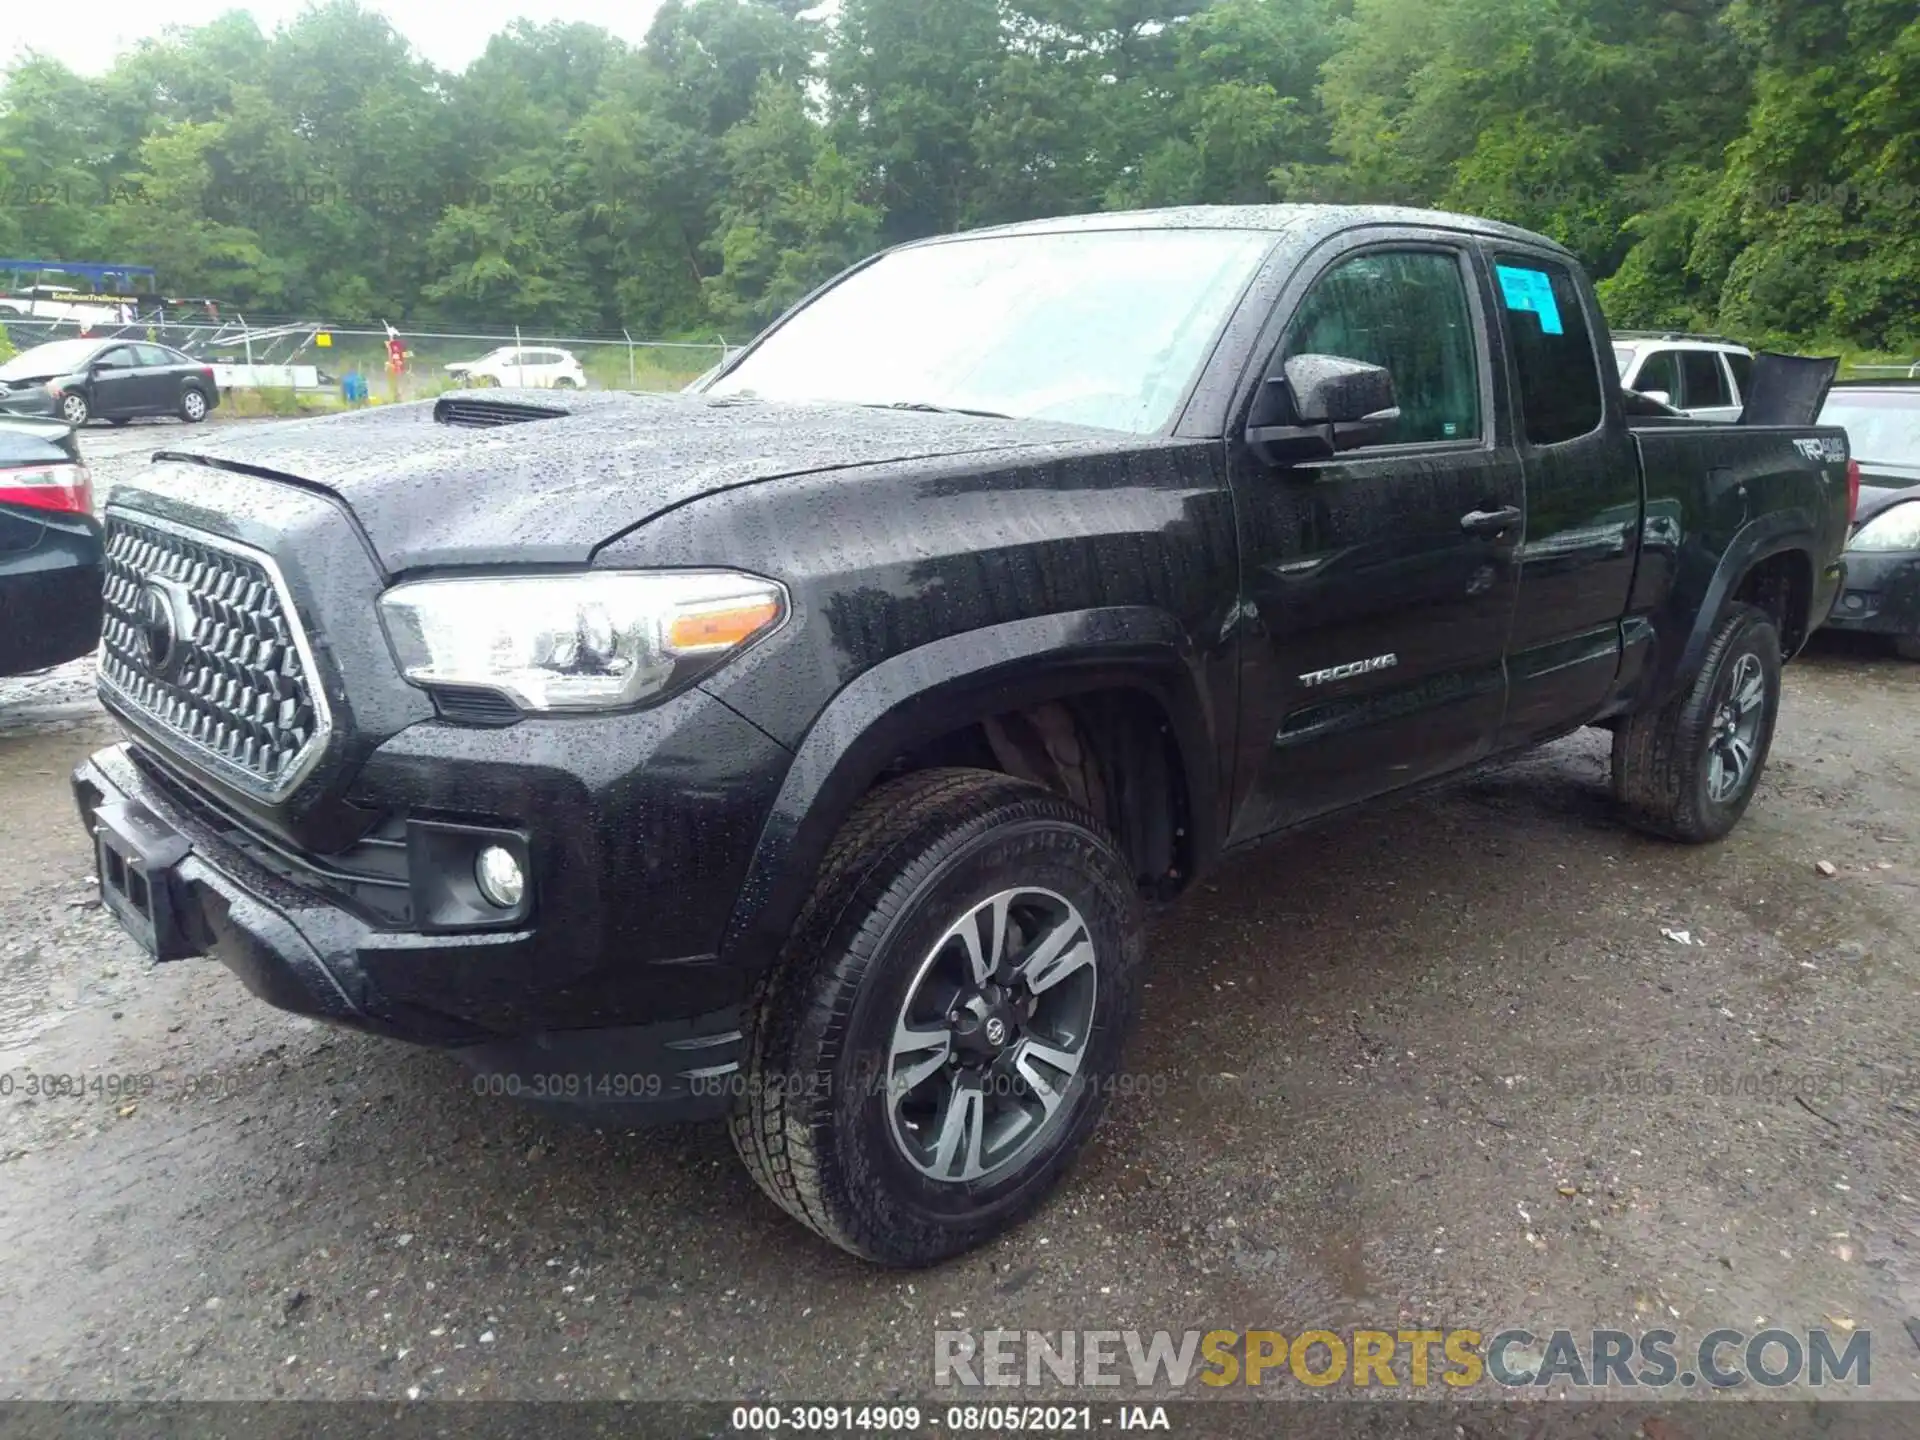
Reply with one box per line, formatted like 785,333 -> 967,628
885,886 -> 1098,1184
1706,652 -> 1766,802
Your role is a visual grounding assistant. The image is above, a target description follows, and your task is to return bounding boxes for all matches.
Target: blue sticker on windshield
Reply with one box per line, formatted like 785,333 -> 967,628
1496,264 -> 1564,336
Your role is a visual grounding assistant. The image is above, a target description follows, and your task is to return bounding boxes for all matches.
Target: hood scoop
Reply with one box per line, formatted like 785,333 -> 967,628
433,393 -> 569,429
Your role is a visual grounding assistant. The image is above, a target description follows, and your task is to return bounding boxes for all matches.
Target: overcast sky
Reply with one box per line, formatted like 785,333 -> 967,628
2,0 -> 672,76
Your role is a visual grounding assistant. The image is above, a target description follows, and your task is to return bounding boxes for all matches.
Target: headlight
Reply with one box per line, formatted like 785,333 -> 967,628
1850,501 -> 1920,553
378,570 -> 787,713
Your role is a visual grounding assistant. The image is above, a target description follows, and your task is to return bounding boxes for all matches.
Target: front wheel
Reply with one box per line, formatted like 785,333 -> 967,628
1612,602 -> 1782,842
730,768 -> 1143,1265
58,392 -> 89,426
179,387 -> 208,422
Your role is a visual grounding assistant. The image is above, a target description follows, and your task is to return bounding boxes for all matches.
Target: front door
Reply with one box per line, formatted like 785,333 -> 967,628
87,345 -> 142,417
1229,240 -> 1524,841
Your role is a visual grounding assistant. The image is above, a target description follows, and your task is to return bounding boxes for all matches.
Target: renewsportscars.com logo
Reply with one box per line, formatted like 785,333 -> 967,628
934,1327 -> 1872,1391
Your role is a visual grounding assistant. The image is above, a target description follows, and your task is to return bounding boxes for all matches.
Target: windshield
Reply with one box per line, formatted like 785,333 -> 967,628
1820,393 -> 1920,466
707,228 -> 1276,433
0,339 -> 103,380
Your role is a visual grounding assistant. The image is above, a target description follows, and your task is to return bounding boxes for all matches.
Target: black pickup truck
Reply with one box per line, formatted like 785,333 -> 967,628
73,205 -> 1852,1265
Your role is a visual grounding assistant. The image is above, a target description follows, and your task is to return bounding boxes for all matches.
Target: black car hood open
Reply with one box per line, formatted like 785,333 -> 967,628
148,390 -> 1119,574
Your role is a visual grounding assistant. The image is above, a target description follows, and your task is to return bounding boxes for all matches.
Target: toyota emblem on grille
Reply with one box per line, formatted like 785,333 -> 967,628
136,579 -> 194,681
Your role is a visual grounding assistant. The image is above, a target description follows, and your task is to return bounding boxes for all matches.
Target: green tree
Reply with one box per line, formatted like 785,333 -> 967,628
1684,0 -> 1919,347
706,79 -> 881,330
829,0 -> 1005,241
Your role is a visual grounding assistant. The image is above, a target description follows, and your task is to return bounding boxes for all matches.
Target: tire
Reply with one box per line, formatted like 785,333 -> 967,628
1894,635 -> 1920,663
729,767 -> 1144,1265
1612,602 -> 1782,842
554,376 -> 578,390
179,387 -> 208,422
58,392 -> 89,426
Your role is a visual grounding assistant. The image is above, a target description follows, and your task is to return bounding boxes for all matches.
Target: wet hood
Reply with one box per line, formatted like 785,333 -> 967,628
145,390 -> 1117,574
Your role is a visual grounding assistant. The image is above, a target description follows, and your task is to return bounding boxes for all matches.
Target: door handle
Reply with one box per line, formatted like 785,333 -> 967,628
1460,506 -> 1522,537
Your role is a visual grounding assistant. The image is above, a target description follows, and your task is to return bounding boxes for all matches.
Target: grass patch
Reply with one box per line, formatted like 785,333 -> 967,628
220,387 -> 345,418
582,346 -> 717,392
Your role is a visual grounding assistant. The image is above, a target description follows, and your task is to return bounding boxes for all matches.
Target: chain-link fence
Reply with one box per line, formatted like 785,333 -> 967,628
0,312 -> 733,405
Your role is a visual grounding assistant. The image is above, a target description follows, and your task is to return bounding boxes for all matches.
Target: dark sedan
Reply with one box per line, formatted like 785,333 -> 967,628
0,416 -> 101,676
1821,381 -> 1920,658
0,337 -> 220,427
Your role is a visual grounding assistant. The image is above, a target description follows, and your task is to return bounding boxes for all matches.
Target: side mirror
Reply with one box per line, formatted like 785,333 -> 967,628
1638,389 -> 1672,407
1287,354 -> 1398,427
1245,353 -> 1401,466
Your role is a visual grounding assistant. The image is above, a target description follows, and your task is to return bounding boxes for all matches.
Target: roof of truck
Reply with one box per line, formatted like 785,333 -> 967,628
911,204 -> 1573,257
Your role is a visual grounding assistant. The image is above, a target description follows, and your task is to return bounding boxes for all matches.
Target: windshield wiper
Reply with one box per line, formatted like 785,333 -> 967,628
867,400 -> 1014,420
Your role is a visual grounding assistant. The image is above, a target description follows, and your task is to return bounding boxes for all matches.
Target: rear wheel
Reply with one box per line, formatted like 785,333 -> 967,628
179,387 -> 208,422
1612,602 -> 1782,842
58,392 -> 89,426
729,768 -> 1143,1265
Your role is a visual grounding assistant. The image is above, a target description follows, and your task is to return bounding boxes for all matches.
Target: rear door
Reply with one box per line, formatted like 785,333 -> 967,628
134,345 -> 179,411
1482,248 -> 1641,746
1229,233 -> 1523,839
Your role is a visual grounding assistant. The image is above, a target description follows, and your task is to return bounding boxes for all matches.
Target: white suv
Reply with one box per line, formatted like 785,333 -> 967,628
1613,333 -> 1754,422
446,346 -> 588,390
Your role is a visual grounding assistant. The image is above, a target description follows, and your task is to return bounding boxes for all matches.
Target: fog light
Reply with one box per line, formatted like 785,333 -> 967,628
474,845 -> 525,909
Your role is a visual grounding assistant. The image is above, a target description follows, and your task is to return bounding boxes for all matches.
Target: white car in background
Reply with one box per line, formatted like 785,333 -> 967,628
1613,332 -> 1754,422
445,345 -> 588,389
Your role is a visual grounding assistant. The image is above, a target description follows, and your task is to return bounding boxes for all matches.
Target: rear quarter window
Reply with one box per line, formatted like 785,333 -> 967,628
1492,256 -> 1603,446
1726,350 -> 1754,400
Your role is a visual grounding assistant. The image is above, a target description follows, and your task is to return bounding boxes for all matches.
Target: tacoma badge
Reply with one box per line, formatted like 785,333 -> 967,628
1299,653 -> 1399,688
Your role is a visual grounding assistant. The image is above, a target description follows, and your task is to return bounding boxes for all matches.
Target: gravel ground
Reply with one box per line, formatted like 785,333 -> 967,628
1,422 -> 1916,1406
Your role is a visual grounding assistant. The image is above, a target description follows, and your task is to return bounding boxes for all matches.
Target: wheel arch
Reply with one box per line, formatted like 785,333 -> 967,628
1658,511 -> 1820,704
717,608 -> 1223,976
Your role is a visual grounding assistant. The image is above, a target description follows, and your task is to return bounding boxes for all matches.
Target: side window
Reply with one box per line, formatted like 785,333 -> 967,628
1633,350 -> 1682,402
94,346 -> 135,370
1281,249 -> 1481,446
1491,255 -> 1603,445
1681,350 -> 1730,408
1725,351 -> 1753,403
135,345 -> 173,366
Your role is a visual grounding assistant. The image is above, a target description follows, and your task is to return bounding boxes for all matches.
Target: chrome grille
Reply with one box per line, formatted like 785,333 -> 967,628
99,514 -> 330,796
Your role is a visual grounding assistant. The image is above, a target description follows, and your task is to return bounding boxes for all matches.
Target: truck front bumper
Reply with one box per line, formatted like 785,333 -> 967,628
72,693 -> 793,1123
